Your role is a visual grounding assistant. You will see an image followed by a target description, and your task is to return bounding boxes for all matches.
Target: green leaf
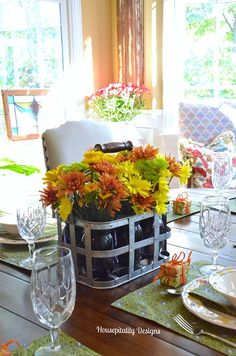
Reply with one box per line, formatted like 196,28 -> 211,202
0,158 -> 40,176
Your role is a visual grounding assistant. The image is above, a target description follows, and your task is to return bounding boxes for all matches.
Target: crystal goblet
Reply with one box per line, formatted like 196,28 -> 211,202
31,246 -> 76,355
17,200 -> 46,268
212,153 -> 232,193
199,195 -> 231,276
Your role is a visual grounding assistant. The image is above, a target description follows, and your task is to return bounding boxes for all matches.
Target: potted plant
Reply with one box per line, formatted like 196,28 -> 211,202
88,82 -> 150,122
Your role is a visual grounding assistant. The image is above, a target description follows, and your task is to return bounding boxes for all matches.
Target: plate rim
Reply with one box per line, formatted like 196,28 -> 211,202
209,267 -> 236,296
182,276 -> 236,330
0,234 -> 57,245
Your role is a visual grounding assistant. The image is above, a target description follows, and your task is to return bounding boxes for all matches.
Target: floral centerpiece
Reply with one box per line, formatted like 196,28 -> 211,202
88,82 -> 150,122
40,145 -> 191,222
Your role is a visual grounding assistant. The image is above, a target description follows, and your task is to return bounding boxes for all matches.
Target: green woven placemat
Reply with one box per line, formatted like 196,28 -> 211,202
0,239 -> 58,269
12,331 -> 100,355
112,262 -> 236,355
0,222 -> 58,269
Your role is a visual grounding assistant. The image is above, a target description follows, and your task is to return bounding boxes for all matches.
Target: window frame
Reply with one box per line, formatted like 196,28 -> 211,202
0,0 -> 84,139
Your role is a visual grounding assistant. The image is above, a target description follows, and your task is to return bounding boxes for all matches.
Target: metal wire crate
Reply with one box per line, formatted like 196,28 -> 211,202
57,211 -> 171,289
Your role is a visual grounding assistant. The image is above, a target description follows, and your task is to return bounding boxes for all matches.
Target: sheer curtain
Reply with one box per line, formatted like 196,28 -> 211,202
117,0 -> 144,85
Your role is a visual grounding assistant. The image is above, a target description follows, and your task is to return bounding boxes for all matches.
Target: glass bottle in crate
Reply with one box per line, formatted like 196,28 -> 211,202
91,229 -> 119,280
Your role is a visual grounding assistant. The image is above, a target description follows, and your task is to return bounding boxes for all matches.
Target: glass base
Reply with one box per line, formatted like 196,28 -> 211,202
35,343 -> 76,356
200,264 -> 225,276
19,256 -> 33,268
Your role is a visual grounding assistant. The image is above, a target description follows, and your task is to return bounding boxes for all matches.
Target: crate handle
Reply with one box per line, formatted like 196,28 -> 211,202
94,141 -> 133,153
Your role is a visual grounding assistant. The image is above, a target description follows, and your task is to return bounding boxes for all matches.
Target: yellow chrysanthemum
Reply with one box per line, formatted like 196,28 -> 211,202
82,150 -> 116,165
58,197 -> 73,221
159,167 -> 172,179
83,182 -> 99,193
123,176 -> 151,197
153,191 -> 169,215
178,161 -> 192,185
117,161 -> 139,178
156,200 -> 167,215
152,176 -> 170,215
158,176 -> 169,195
42,167 -> 60,184
132,205 -> 145,215
99,192 -> 112,200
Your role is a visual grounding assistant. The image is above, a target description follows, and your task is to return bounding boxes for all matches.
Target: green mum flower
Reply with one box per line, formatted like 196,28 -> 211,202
135,157 -> 168,183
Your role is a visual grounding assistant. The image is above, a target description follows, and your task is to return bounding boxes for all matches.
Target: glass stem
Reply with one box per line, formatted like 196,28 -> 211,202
212,251 -> 218,268
28,243 -> 35,259
50,328 -> 60,350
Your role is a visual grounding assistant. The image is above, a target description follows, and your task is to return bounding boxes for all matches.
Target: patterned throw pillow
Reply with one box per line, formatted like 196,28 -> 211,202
178,131 -> 235,188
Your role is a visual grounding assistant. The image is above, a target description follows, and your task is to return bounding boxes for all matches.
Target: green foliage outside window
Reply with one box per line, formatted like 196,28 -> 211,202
185,3 -> 236,100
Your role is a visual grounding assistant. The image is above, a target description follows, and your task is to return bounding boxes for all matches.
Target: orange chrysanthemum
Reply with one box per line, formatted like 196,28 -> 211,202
92,160 -> 117,175
131,194 -> 155,212
40,185 -> 58,206
115,151 -> 131,162
57,171 -> 90,196
98,173 -> 128,215
129,145 -> 158,162
165,155 -> 182,177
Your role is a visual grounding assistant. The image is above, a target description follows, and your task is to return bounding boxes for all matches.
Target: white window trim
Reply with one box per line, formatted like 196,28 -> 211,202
163,0 -> 185,134
60,0 -> 83,69
46,0 -> 85,121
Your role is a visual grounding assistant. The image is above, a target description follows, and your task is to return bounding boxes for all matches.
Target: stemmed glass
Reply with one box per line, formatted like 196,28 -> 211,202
17,199 -> 46,268
212,153 -> 232,194
199,195 -> 231,276
31,246 -> 76,355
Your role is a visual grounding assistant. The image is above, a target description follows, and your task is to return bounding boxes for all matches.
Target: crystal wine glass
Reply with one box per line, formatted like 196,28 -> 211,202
31,246 -> 76,355
17,199 -> 46,268
212,153 -> 232,193
199,195 -> 231,276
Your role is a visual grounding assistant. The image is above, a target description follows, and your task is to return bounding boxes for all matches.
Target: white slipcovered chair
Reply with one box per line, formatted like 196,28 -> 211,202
42,119 -> 141,170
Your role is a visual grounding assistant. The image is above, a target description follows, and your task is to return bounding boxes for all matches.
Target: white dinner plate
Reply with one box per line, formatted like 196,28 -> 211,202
0,234 -> 58,245
182,277 -> 236,330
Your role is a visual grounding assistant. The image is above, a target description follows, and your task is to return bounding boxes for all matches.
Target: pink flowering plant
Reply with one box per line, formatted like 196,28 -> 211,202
88,82 -> 150,122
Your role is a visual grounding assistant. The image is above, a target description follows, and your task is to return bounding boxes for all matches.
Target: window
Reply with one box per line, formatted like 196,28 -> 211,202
163,0 -> 236,131
0,0 -> 63,89
0,0 -> 83,136
183,1 -> 236,100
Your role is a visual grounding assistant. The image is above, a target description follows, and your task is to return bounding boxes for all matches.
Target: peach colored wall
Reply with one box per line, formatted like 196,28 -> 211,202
81,0 -> 114,96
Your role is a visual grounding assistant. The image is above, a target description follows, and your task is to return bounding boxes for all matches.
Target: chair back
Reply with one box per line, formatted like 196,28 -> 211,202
42,119 -> 136,170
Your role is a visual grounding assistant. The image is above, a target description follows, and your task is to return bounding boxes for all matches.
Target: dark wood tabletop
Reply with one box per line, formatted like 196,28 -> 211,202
1,202 -> 236,356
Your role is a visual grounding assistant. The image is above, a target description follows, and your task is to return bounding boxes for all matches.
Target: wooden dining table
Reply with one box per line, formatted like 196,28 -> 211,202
1,192 -> 236,356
